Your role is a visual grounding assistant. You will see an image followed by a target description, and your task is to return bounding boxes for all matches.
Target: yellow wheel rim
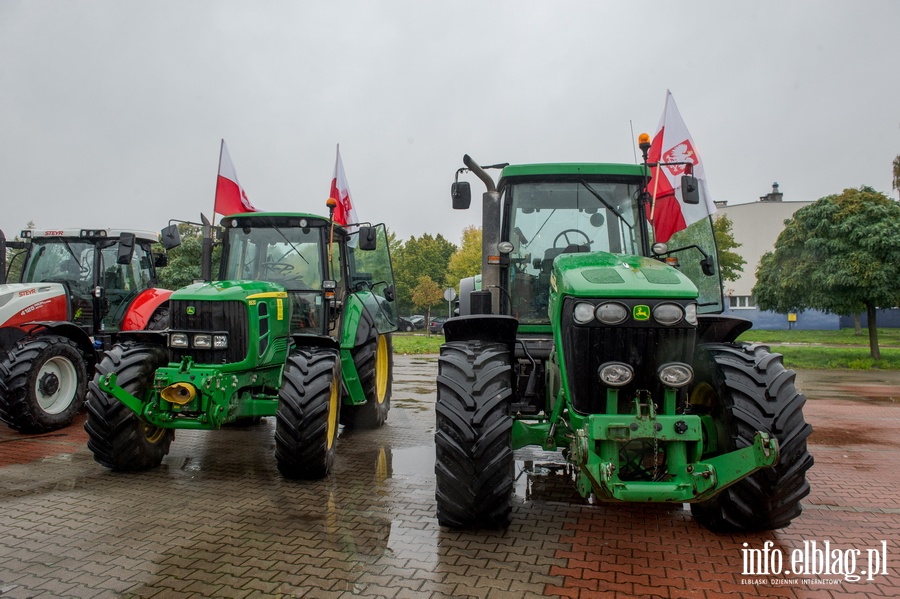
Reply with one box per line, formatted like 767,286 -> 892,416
375,335 -> 389,404
689,382 -> 716,410
142,422 -> 167,444
326,368 -> 340,449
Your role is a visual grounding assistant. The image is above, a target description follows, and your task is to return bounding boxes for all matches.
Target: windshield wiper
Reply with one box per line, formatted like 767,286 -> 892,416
271,226 -> 310,264
579,181 -> 633,231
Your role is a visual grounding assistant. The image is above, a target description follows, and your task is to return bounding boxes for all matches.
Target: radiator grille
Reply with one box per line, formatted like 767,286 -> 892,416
168,300 -> 248,364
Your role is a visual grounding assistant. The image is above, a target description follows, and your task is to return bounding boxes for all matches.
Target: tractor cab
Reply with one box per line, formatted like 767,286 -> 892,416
15,228 -> 164,336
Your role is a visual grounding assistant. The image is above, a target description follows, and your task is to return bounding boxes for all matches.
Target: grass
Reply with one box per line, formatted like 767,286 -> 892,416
390,328 -> 900,369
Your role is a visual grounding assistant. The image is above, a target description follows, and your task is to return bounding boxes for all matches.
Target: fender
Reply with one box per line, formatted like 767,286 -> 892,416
0,320 -> 96,366
121,288 -> 173,331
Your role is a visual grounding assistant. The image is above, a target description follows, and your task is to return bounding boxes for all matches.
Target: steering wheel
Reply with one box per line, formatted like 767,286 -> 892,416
552,229 -> 591,250
262,261 -> 295,275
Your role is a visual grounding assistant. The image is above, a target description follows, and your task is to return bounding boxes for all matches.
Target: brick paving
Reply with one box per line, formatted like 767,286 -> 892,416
0,357 -> 898,598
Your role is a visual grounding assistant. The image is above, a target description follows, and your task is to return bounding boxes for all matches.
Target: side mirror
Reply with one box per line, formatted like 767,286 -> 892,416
116,232 -> 136,265
681,175 -> 700,205
701,256 -> 715,276
357,226 -> 377,251
160,224 -> 182,250
451,181 -> 471,210
384,285 -> 395,302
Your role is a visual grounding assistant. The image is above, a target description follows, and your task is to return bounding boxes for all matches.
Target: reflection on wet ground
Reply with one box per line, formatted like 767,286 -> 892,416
1,357 -> 899,598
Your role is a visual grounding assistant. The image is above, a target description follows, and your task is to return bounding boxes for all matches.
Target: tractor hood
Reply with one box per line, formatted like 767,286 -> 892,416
550,252 -> 699,300
169,280 -> 288,302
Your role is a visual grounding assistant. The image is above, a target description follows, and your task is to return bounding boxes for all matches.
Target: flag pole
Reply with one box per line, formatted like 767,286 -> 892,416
212,139 -> 225,226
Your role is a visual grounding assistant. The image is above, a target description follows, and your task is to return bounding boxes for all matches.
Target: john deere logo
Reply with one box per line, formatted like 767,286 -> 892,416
633,305 -> 650,321
186,306 -> 195,315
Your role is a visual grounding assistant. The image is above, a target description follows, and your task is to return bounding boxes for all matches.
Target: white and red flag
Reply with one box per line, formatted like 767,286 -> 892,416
646,90 -> 716,243
329,144 -> 358,227
214,139 -> 258,217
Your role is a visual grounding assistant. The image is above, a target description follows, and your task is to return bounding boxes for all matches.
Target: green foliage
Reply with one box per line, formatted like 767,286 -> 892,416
893,155 -> 900,196
445,225 -> 482,288
712,214 -> 745,283
391,233 -> 457,315
391,334 -> 443,355
153,222 -> 221,290
411,275 -> 444,323
753,186 -> 900,359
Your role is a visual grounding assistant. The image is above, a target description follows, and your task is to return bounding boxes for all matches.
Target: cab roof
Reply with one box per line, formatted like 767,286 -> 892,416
24,228 -> 159,242
499,163 -> 648,187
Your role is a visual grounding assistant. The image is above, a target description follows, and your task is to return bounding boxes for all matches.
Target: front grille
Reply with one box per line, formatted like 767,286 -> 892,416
561,298 -> 696,414
169,300 -> 248,364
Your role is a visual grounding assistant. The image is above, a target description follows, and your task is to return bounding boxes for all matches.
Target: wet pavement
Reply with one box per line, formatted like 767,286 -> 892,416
1,355 -> 899,598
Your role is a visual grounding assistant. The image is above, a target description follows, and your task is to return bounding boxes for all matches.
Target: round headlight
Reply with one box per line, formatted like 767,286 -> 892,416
598,362 -> 634,387
658,363 -> 693,388
595,302 -> 628,325
652,242 -> 668,255
685,303 -> 697,325
573,302 -> 595,324
498,241 -> 514,254
653,302 -> 684,326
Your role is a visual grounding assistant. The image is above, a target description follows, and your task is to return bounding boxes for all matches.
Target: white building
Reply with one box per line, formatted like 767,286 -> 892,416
717,183 -> 811,311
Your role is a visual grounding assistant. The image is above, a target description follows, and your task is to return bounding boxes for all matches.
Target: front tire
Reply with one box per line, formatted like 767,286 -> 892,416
342,311 -> 393,429
275,348 -> 341,479
84,343 -> 173,471
0,335 -> 87,433
435,341 -> 514,528
689,342 -> 813,532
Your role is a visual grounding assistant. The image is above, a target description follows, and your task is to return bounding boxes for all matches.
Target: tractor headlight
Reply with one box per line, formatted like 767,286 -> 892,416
658,363 -> 693,388
573,302 -> 595,324
595,302 -> 628,325
213,334 -> 228,349
598,362 -> 634,387
653,302 -> 684,326
193,334 -> 212,349
685,303 -> 697,325
169,333 -> 188,348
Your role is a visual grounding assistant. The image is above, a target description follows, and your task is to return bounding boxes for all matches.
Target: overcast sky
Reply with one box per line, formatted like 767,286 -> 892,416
2,1 -> 897,246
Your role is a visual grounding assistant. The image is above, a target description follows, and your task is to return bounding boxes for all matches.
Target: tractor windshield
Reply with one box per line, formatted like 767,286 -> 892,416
503,179 -> 645,323
223,225 -> 334,336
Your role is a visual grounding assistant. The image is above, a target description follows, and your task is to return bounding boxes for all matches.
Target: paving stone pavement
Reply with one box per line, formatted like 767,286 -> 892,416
0,355 -> 898,598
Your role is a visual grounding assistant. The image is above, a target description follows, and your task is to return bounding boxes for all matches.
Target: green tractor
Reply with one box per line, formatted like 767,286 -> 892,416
85,208 -> 398,478
435,149 -> 813,532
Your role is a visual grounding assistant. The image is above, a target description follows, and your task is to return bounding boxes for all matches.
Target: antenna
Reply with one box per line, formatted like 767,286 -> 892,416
630,120 -> 638,164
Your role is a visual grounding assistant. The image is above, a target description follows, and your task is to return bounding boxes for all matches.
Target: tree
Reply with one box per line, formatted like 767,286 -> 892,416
893,154 -> 900,198
3,220 -> 33,283
153,223 -> 221,290
391,233 -> 456,315
411,275 -> 444,331
754,186 -> 900,359
712,214 -> 745,283
445,225 -> 482,288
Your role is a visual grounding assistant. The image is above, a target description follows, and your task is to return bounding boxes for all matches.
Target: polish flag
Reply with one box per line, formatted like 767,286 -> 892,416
214,139 -> 258,217
329,144 -> 358,228
646,91 -> 716,243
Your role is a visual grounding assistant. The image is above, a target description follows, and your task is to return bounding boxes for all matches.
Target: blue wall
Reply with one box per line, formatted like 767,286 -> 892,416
839,308 -> 900,329
721,307 -> 841,330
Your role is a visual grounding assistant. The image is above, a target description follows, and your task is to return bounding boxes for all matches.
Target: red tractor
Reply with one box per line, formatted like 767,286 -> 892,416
0,228 -> 171,433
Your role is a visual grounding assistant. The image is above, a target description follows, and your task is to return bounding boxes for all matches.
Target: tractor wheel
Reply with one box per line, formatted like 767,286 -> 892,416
435,341 -> 514,528
342,312 -> 393,429
84,342 -> 173,471
0,335 -> 87,433
275,348 -> 341,479
146,305 -> 169,330
689,342 -> 814,532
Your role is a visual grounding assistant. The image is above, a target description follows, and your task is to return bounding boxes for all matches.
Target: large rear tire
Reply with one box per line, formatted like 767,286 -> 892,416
689,342 -> 813,532
84,342 -> 174,471
342,310 -> 393,429
435,341 -> 514,528
0,335 -> 87,433
275,348 -> 341,479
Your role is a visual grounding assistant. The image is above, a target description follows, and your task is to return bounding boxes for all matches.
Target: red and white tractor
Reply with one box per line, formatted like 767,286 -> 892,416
0,228 -> 172,433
